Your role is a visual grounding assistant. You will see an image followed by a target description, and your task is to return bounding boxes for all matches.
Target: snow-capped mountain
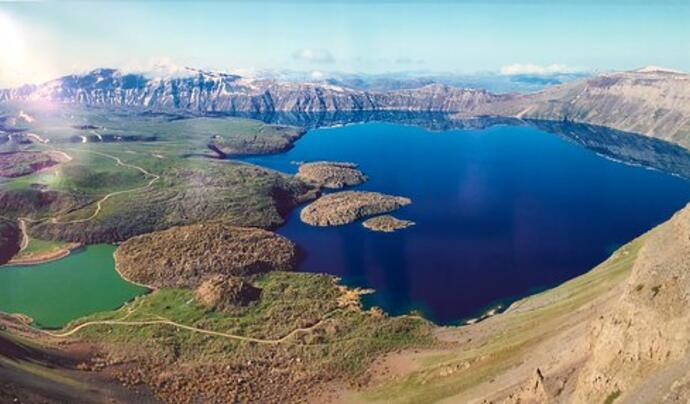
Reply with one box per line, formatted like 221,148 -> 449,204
0,68 -> 513,113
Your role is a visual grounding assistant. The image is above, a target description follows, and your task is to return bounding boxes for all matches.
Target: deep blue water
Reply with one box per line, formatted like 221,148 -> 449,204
242,122 -> 690,323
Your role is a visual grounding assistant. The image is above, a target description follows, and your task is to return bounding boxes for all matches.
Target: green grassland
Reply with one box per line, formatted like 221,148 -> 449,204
29,157 -> 310,243
3,151 -> 148,196
12,238 -> 73,261
1,103 -> 431,399
0,104 -> 313,243
67,271 -> 433,396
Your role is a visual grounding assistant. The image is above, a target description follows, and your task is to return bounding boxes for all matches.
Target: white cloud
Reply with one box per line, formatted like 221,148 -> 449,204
120,57 -> 193,79
291,48 -> 334,64
499,63 -> 581,76
310,70 -> 325,80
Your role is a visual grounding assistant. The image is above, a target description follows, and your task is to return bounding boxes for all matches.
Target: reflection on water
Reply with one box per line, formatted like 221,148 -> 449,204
241,119 -> 690,323
223,110 -> 690,181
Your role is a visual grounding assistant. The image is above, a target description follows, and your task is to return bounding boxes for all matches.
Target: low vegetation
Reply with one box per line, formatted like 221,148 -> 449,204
296,161 -> 368,189
67,272 -> 433,402
9,238 -> 78,265
115,223 -> 299,288
208,122 -> 305,157
0,105 -> 316,244
301,191 -> 411,226
0,151 -> 67,178
362,215 -> 415,232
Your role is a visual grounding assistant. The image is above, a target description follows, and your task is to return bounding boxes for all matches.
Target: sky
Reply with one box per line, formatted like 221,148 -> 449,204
0,1 -> 689,87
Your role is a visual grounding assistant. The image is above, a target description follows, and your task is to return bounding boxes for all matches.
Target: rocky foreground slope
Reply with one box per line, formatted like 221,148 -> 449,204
572,203 -> 690,402
355,202 -> 690,403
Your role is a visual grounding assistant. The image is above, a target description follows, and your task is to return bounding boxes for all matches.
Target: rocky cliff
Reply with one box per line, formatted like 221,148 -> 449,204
572,203 -> 690,402
0,68 -> 511,114
465,68 -> 690,148
3,67 -> 690,149
358,202 -> 690,403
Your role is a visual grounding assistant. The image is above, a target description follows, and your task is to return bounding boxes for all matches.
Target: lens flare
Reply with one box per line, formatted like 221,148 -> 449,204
0,11 -> 27,85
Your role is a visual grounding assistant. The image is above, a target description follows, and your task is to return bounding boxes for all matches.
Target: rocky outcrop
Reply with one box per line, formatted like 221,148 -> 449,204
463,68 -> 690,149
0,151 -> 70,178
495,203 -> 690,403
208,125 -> 306,157
0,68 -> 511,114
493,203 -> 690,403
362,215 -> 415,232
296,161 -> 367,189
571,204 -> 690,402
300,191 -> 411,226
115,223 -> 298,288
195,275 -> 262,310
0,189 -> 86,217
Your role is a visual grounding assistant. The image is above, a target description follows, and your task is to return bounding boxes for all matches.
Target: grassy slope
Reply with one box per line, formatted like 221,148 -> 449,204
0,105 -> 313,243
358,235 -> 643,403
72,272 -> 432,370
63,271 -> 433,401
11,238 -> 74,262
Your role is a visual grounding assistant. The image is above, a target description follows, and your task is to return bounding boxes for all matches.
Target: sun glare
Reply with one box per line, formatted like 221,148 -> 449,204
0,11 -> 30,86
0,10 -> 58,88
0,12 -> 24,59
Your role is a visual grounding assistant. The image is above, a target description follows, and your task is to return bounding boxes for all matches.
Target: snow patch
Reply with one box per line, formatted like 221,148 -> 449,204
635,66 -> 685,74
17,110 -> 35,123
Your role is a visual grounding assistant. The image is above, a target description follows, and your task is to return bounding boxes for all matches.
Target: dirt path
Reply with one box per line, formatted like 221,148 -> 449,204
12,148 -> 160,238
45,308 -> 342,344
5,138 -> 343,348
17,219 -> 29,251
48,149 -> 160,225
0,145 -> 160,267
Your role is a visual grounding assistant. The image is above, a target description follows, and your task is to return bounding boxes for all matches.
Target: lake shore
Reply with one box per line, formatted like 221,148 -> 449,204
6,242 -> 82,266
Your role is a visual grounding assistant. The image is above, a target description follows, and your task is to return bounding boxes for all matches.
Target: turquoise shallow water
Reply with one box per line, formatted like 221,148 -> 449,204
0,244 -> 147,329
243,122 -> 690,323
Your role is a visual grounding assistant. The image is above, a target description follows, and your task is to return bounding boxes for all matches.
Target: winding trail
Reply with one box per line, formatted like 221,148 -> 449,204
12,147 -> 160,249
45,308 -> 342,344
6,136 -> 346,347
17,218 -> 29,251
47,149 -> 160,225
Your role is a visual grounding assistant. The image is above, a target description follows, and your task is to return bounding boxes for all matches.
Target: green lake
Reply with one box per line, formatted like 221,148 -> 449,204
0,244 -> 148,329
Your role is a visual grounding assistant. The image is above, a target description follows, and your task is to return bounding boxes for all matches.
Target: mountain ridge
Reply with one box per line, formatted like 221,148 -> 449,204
2,67 -> 690,148
0,68 -> 513,114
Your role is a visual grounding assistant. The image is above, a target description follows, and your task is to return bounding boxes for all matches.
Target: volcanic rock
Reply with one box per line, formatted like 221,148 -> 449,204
300,191 -> 411,227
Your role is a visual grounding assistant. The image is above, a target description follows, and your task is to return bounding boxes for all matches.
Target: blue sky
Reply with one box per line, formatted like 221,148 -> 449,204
0,1 -> 689,86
